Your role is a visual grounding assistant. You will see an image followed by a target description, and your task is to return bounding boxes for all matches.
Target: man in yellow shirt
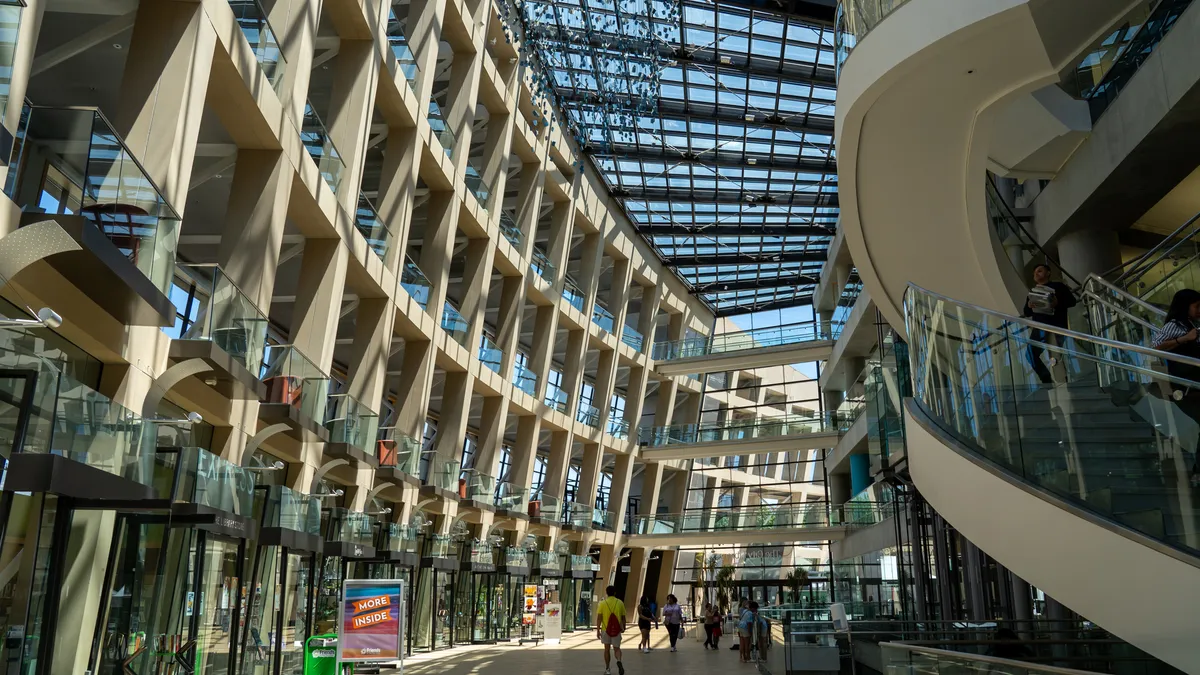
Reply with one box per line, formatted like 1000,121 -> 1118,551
595,585 -> 626,675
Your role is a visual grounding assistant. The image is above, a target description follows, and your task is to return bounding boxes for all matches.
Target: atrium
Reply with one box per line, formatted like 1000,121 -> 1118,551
0,0 -> 1195,673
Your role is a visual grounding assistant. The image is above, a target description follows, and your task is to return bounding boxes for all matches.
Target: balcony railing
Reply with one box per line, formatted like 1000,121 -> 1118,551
261,344 -> 331,425
376,426 -> 421,476
562,277 -> 585,311
173,264 -> 270,374
576,401 -> 600,428
262,485 -> 321,535
399,255 -> 432,309
621,325 -> 644,352
607,414 -> 629,439
527,491 -> 561,520
461,468 -> 496,502
564,501 -> 592,528
441,301 -> 469,346
302,103 -> 344,194
535,550 -> 562,572
163,446 -> 256,516
324,393 -> 379,455
530,246 -> 556,284
0,3 -> 21,119
513,363 -> 538,395
638,411 -> 846,447
386,7 -> 419,82
651,321 -> 839,361
464,163 -> 490,209
6,105 -> 181,296
428,101 -> 456,159
466,541 -> 494,565
631,502 -> 880,535
570,554 -> 593,573
478,333 -> 502,373
544,382 -> 568,413
427,458 -> 461,493
504,546 -> 526,567
834,0 -> 913,74
494,481 -> 528,511
329,510 -> 375,547
229,0 -> 288,93
425,533 -> 453,558
379,522 -> 419,555
354,195 -> 391,261
591,304 -> 615,333
498,212 -> 524,249
592,508 -> 616,532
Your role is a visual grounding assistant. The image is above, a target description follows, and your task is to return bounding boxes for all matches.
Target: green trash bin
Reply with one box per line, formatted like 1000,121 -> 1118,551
304,634 -> 353,674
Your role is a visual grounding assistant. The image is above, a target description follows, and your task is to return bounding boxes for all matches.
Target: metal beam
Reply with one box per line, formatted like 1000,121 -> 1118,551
662,251 -> 826,266
594,147 -> 835,173
690,274 -> 819,294
635,224 -> 834,237
712,294 -> 816,317
560,94 -> 835,136
31,10 -> 137,77
614,188 -> 838,206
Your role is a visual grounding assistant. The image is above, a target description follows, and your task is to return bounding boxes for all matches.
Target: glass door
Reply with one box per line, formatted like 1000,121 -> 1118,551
239,545 -> 281,675
192,534 -> 243,674
561,577 -> 576,632
433,570 -> 454,649
92,514 -> 174,675
278,552 -> 312,675
452,571 -> 473,644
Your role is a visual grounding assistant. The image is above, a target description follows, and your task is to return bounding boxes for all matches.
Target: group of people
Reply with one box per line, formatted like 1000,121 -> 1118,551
594,589 -> 771,673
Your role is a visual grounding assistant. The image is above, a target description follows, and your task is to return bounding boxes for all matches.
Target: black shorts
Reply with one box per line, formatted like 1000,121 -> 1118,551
638,620 -> 651,630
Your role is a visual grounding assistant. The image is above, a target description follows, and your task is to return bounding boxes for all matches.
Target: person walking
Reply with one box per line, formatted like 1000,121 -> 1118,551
737,601 -> 757,663
596,585 -> 626,675
702,602 -> 721,650
662,594 -> 683,652
636,596 -> 654,653
730,599 -> 747,650
1022,263 -> 1076,385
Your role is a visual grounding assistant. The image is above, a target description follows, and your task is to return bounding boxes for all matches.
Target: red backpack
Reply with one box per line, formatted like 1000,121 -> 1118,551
604,599 -> 622,636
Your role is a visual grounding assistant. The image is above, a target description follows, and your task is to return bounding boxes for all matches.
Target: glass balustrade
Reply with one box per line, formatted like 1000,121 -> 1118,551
905,283 -> 1200,557
380,522 -> 419,555
5,105 -> 181,296
530,246 -> 557,284
565,501 -> 592,528
330,510 -> 375,547
632,502 -> 856,535
607,415 -> 630,439
263,485 -> 322,535
591,305 -> 615,333
426,533 -> 453,558
621,325 -> 644,352
386,6 -> 419,82
467,541 -> 494,565
354,195 -> 391,260
881,643 -> 1072,674
544,383 -> 568,413
399,255 -> 432,309
441,301 -> 469,346
513,363 -> 538,395
0,3 -> 21,120
428,458 -> 461,493
834,0 -> 913,74
376,426 -> 421,476
324,393 -> 379,455
638,411 -> 845,447
464,163 -> 490,208
478,334 -> 502,373
462,468 -> 496,501
536,550 -> 561,572
576,401 -> 600,428
570,554 -> 593,573
301,103 -> 344,194
260,344 -> 331,425
651,321 -> 838,361
228,0 -> 288,93
562,277 -> 585,311
428,101 -> 456,159
173,264 -> 269,373
592,508 -> 615,531
504,546 -> 526,567
164,446 -> 256,516
527,492 -> 561,520
498,212 -> 524,249
494,481 -> 528,511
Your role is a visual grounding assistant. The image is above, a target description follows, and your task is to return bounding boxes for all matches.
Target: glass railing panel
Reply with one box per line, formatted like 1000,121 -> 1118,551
591,305 -> 615,333
426,533 -> 453,558
399,255 -> 432,309
427,458 -> 461,492
504,546 -> 526,567
638,411 -> 843,447
834,0 -> 913,74
1080,274 -> 1165,351
881,643 -> 1071,674
172,446 -> 256,516
570,554 -> 593,572
441,301 -> 469,346
386,6 -> 419,82
464,163 -> 490,208
632,503 -> 842,535
324,393 -> 379,455
591,509 -> 615,531
494,481 -> 528,510
565,501 -> 592,528
528,492 -> 561,520
228,0 -> 288,93
607,415 -> 629,439
174,264 -> 269,373
260,344 -> 331,425
5,105 -> 181,296
376,427 -> 421,476
905,283 -> 1200,556
621,325 -> 644,352
332,510 -> 375,547
428,101 -> 456,159
478,333 -> 502,373
264,485 -> 322,535
576,401 -> 600,428
651,321 -> 837,361
0,4 -> 21,119
513,363 -> 538,395
544,383 -> 568,413
354,195 -> 391,260
536,550 -> 561,571
498,212 -> 525,250
985,176 -> 1079,290
301,102 -> 344,194
562,277 -> 585,311
467,541 -> 494,565
530,246 -> 557,284
462,468 -> 496,501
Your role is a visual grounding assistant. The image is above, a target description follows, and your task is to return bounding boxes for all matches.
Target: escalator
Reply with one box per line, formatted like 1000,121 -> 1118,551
902,283 -> 1200,673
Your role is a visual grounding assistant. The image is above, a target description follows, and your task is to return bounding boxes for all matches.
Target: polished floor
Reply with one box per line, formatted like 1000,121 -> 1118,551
385,624 -> 784,674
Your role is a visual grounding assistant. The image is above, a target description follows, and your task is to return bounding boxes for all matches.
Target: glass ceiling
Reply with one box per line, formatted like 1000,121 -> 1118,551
519,0 -> 838,315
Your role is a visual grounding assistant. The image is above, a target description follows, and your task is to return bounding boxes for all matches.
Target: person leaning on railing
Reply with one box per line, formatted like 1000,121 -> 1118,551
1151,288 -> 1200,483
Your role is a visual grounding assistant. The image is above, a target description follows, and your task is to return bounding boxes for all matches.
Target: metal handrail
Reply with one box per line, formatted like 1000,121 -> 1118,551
1082,273 -> 1165,318
906,282 -> 1200,372
882,643 -> 1107,675
1110,209 -> 1200,284
986,174 -> 1078,287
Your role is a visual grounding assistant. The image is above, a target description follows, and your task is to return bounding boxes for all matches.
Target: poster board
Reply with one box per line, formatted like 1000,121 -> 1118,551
543,603 -> 562,644
338,578 -> 406,667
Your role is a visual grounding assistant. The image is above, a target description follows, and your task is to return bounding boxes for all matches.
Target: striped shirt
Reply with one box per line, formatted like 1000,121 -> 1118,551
1152,319 -> 1196,349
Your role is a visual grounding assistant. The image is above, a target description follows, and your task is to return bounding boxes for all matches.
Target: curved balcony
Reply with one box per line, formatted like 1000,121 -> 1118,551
637,412 -> 848,461
624,501 -> 877,546
651,321 -> 837,375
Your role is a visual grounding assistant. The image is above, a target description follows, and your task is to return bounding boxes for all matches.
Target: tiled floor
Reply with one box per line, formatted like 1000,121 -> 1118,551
381,625 -> 784,674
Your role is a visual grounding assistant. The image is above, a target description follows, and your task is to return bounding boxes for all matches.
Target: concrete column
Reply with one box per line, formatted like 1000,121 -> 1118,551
593,349 -> 619,431
961,539 -> 988,621
545,202 -> 574,280
542,430 -> 573,499
624,365 -> 651,429
418,191 -> 460,315
639,462 -> 664,516
474,395 -> 508,478
3,0 -> 43,134
327,39 -> 380,210
459,237 -> 496,349
1010,571 -> 1033,638
653,380 -> 679,428
1056,228 -> 1120,281
561,328 -> 587,415
346,297 -> 395,410
291,238 -> 349,370
432,371 -> 473,465
443,45 -> 482,172
495,275 -> 525,375
270,0 -> 321,124
609,452 -> 635,533
623,547 -> 649,609
512,162 -> 546,259
608,258 -> 633,340
637,283 -> 663,347
406,0 -> 448,105
376,126 -> 421,272
509,415 -> 542,492
578,233 -> 605,311
653,549 -> 678,611
394,340 -> 436,438
115,0 -> 215,209
529,305 -> 559,400
478,110 -> 514,213
577,443 -> 604,507
217,150 -> 292,309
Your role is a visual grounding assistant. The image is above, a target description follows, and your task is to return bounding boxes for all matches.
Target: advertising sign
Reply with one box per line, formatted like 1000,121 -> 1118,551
338,578 -> 406,665
543,603 -> 562,644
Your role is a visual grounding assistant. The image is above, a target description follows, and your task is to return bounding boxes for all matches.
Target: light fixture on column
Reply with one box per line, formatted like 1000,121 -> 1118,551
315,488 -> 345,498
0,306 -> 63,329
246,460 -> 287,472
366,507 -> 393,516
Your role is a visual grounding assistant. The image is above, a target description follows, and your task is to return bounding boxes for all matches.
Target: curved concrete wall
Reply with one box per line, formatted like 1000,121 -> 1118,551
905,401 -> 1200,672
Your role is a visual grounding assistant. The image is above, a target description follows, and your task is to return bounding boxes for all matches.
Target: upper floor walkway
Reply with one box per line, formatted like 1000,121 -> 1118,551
650,322 -> 837,376
623,500 -> 886,547
637,411 -> 848,461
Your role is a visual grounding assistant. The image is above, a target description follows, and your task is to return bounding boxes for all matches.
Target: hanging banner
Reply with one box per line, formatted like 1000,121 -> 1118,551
543,603 -> 562,644
338,579 -> 406,665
